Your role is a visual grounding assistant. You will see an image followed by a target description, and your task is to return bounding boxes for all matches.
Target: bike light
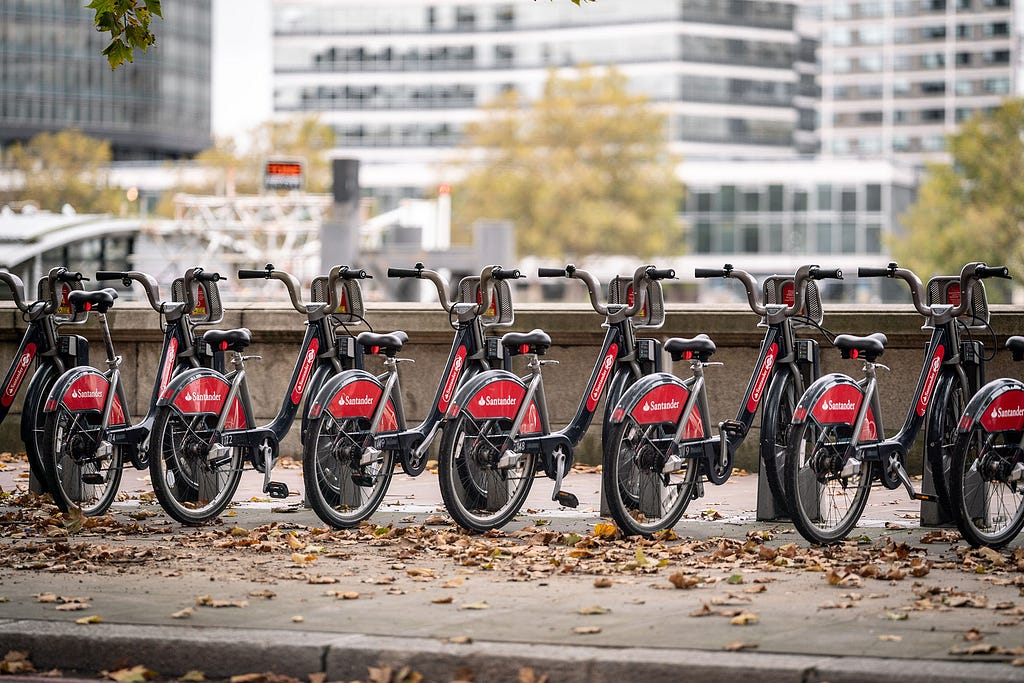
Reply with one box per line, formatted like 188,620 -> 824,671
683,350 -> 693,360
520,344 -> 529,355
84,302 -> 91,311
220,341 -> 228,351
850,349 -> 859,359
370,345 -> 380,355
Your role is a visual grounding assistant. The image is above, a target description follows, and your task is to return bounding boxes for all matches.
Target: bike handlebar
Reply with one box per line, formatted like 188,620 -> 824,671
0,270 -> 28,313
858,261 -> 1011,319
698,263 -> 842,319
96,270 -> 164,312
541,264 -> 673,319
236,264 -> 310,315
388,262 -> 521,316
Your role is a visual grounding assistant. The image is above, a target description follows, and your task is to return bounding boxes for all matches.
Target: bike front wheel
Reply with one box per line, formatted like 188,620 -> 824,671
149,408 -> 244,525
303,414 -> 395,528
43,406 -> 124,515
925,374 -> 967,519
437,412 -> 536,532
602,417 -> 697,537
951,422 -> 1024,548
760,368 -> 799,515
786,420 -> 872,544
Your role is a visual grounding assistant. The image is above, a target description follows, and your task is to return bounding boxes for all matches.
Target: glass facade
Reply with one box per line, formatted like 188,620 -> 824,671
0,0 -> 212,160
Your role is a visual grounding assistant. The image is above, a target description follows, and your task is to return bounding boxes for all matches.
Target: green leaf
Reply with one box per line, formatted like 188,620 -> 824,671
86,0 -> 117,13
144,0 -> 162,18
102,38 -> 135,69
726,574 -> 745,585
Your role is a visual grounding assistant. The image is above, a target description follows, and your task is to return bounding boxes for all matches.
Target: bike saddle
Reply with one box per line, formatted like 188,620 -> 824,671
501,329 -> 551,355
67,288 -> 118,313
665,334 -> 716,361
835,332 -> 887,361
1007,336 -> 1024,361
357,330 -> 409,356
203,328 -> 252,352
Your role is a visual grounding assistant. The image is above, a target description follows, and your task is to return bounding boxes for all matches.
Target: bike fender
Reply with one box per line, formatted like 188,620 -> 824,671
21,363 -> 58,442
957,377 -> 1024,433
42,367 -> 127,425
156,368 -> 247,429
792,373 -> 878,439
606,373 -> 704,436
306,369 -> 399,431
445,370 -> 543,434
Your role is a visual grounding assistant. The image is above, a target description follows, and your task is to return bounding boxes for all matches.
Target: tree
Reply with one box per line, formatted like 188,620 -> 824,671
88,0 -> 161,70
895,100 -> 1024,300
2,129 -> 121,214
451,67 -> 684,259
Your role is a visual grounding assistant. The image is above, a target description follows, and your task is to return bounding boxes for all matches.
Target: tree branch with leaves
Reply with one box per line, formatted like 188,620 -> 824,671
87,0 -> 163,69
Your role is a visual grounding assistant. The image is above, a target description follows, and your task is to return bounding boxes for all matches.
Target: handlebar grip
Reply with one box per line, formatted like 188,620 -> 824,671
341,268 -> 371,279
493,268 -> 522,280
858,267 -> 892,277
647,268 -> 675,280
56,271 -> 85,282
977,265 -> 1011,279
237,270 -> 269,279
96,271 -> 127,281
387,267 -> 422,278
694,268 -> 726,278
812,268 -> 843,280
537,267 -> 567,278
195,271 -> 222,282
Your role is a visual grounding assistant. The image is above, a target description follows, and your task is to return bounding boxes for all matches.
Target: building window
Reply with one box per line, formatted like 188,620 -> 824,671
866,184 -> 882,212
720,185 -> 736,213
841,222 -> 857,253
816,185 -> 832,211
767,223 -> 783,252
696,221 -> 713,253
865,223 -> 882,253
792,191 -> 808,212
742,191 -> 760,212
816,222 -> 832,253
921,108 -> 945,122
740,223 -> 760,253
768,185 -> 784,211
696,192 -> 713,212
841,189 -> 857,213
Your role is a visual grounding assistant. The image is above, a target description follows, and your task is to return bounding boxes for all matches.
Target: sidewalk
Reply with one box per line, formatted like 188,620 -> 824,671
1,456 -> 1022,682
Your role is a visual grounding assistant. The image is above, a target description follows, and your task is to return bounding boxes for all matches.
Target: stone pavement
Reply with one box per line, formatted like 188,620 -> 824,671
0,457 -> 1023,683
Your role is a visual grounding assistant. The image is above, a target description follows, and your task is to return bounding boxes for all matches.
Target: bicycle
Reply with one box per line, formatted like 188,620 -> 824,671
436,263 -> 673,533
148,264 -> 365,524
949,335 -> 1024,548
0,267 -> 91,493
602,264 -> 841,536
785,261 -> 1010,544
40,267 -> 222,514
303,263 -> 519,528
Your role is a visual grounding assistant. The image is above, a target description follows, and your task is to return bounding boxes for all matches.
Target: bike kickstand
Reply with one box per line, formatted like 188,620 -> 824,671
550,448 -> 579,508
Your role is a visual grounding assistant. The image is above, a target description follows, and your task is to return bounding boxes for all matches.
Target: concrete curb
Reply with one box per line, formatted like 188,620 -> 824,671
2,619 -> 1022,682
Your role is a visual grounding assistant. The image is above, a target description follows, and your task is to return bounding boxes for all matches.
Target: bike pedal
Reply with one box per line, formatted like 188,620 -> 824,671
913,492 -> 939,503
265,481 -> 290,499
553,490 -> 579,508
81,473 -> 105,485
719,420 -> 746,437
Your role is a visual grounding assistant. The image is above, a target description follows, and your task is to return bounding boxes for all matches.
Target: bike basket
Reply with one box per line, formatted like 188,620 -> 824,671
762,276 -> 823,328
607,277 -> 665,329
311,275 -> 365,325
171,277 -> 224,325
37,276 -> 87,323
455,276 -> 514,328
925,276 -> 989,329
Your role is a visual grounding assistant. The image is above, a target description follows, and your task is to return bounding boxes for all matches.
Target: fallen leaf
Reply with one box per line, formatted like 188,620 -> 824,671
577,605 -> 610,615
878,635 -> 903,642
291,615 -> 304,623
178,671 -> 205,682
593,523 -> 617,539
432,596 -> 454,604
74,615 -> 103,624
458,601 -> 490,610
722,641 -> 758,651
572,626 -> 602,634
104,665 -> 158,683
593,577 -> 613,588
171,607 -> 194,619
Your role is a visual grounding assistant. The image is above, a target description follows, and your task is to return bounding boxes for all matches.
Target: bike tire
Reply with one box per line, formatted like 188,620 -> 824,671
149,406 -> 244,525
303,413 -> 395,528
760,368 -> 798,515
22,363 -> 60,494
602,416 -> 697,537
785,419 -> 872,544
951,421 -> 1024,548
437,411 -> 536,532
43,404 -> 123,515
924,373 -> 967,519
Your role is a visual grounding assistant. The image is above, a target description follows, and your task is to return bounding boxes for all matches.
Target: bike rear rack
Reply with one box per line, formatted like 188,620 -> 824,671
311,275 -> 366,325
607,276 -> 665,329
762,276 -> 823,329
924,276 -> 989,330
456,276 -> 514,329
37,276 -> 88,323
171,277 -> 224,326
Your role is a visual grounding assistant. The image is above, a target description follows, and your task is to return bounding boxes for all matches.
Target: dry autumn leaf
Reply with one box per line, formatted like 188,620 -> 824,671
729,611 -> 759,626
458,601 -> 490,610
572,626 -> 602,634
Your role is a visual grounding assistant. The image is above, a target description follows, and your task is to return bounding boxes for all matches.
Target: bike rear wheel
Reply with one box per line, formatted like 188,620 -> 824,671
149,408 -> 244,525
43,406 -> 123,515
786,420 -> 872,544
602,417 -> 697,537
303,414 -> 395,528
925,374 -> 967,519
951,423 -> 1024,548
437,412 -> 536,532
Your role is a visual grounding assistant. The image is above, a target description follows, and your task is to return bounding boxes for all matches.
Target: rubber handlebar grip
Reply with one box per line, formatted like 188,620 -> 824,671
387,268 -> 422,278
694,268 -> 725,278
648,268 -> 676,280
977,265 -> 1011,279
237,270 -> 268,279
813,268 -> 843,280
493,268 -> 522,280
56,271 -> 84,282
95,271 -> 127,281
195,271 -> 222,282
341,269 -> 371,279
537,268 -> 567,278
858,268 -> 891,277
